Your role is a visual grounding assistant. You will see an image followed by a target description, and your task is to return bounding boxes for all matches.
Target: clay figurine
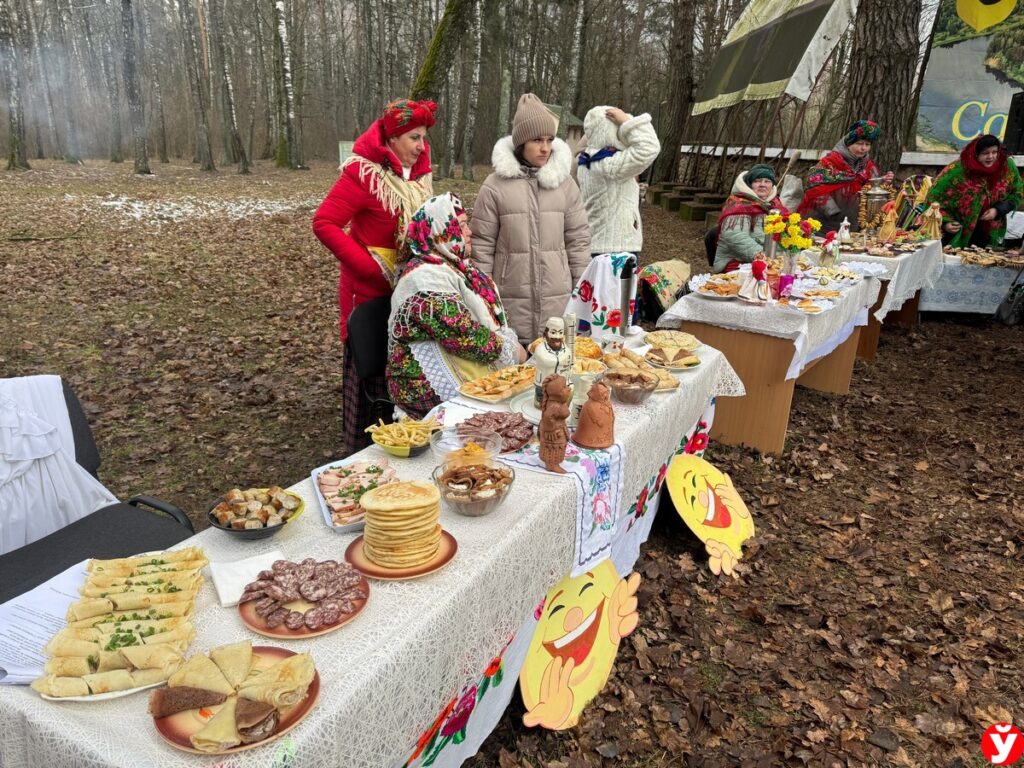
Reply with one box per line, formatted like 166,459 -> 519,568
838,217 -> 852,243
572,380 -> 615,450
539,374 -> 572,473
919,202 -> 943,241
532,317 -> 574,408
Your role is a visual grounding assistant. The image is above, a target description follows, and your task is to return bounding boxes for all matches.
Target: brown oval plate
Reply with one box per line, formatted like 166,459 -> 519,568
238,575 -> 370,639
154,646 -> 320,755
345,530 -> 457,580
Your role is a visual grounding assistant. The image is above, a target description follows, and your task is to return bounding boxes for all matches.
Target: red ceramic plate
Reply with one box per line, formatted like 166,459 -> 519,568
154,646 -> 320,755
238,575 -> 370,639
345,530 -> 457,580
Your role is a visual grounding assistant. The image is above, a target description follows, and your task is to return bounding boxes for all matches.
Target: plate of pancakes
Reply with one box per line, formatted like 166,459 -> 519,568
345,481 -> 457,580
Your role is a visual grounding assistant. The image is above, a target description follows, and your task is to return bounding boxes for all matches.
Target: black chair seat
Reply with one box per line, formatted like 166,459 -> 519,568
0,503 -> 194,603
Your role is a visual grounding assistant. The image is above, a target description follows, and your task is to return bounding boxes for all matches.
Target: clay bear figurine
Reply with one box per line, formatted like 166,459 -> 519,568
539,373 -> 572,473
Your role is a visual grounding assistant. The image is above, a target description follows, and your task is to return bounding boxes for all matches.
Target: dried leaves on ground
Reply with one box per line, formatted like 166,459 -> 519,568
2,161 -> 1021,767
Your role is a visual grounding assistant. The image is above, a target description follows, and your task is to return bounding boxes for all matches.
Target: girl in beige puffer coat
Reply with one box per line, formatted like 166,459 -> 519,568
470,94 -> 591,342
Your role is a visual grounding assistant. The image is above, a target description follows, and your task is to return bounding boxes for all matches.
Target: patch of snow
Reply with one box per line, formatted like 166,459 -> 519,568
88,194 -> 321,225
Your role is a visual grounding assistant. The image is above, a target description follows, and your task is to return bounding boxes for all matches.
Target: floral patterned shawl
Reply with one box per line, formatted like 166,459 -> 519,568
403,193 -> 506,326
926,136 -> 1024,248
798,141 -> 879,215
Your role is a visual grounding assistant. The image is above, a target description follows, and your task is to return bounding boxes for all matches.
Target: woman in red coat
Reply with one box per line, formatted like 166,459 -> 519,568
313,99 -> 436,455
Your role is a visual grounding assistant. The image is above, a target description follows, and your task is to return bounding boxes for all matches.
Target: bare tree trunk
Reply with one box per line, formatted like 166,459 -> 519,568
99,3 -> 124,163
460,0 -> 481,180
1,0 -> 30,169
178,0 -> 215,170
845,0 -> 922,172
22,0 -> 59,158
496,0 -> 510,137
253,0 -> 274,159
52,0 -> 82,163
209,0 -> 249,172
652,0 -> 695,182
620,0 -> 649,109
272,0 -> 302,168
120,0 -> 149,173
570,0 -> 589,116
411,0 -> 469,101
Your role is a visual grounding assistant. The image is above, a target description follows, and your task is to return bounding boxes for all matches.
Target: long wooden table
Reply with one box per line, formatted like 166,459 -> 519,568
658,277 -> 880,454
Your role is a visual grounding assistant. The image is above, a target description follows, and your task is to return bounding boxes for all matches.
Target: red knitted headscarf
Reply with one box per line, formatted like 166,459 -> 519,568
961,134 -> 1008,178
381,99 -> 438,138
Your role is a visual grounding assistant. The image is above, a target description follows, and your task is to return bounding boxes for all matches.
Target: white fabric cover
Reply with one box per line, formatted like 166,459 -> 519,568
920,254 -> 1022,313
0,353 -> 741,768
0,376 -> 117,556
839,241 -> 945,321
658,276 -> 881,379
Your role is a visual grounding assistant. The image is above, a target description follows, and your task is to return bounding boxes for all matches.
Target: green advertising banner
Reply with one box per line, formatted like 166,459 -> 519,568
917,0 -> 1024,150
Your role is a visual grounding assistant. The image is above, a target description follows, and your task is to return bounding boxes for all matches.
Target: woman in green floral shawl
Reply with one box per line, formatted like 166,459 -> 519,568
927,134 -> 1023,248
386,193 -> 527,418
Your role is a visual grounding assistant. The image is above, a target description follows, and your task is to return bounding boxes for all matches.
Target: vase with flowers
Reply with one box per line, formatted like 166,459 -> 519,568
764,211 -> 821,296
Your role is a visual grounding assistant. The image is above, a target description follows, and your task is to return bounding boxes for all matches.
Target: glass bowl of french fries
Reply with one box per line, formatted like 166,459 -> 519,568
429,428 -> 503,466
605,369 -> 659,405
366,416 -> 439,458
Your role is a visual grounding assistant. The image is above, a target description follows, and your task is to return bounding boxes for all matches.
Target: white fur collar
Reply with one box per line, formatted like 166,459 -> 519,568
490,136 -> 573,189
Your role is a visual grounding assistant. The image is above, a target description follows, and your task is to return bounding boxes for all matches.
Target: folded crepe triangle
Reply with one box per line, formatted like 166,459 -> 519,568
168,654 -> 235,696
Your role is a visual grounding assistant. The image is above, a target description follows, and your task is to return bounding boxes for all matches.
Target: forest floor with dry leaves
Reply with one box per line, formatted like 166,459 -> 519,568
2,160 -> 1022,768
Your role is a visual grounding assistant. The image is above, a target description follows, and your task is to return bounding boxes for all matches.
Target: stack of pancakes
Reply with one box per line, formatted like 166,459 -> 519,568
360,481 -> 442,569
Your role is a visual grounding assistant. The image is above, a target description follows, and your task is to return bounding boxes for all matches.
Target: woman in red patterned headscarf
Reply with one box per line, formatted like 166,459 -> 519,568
313,98 -> 437,455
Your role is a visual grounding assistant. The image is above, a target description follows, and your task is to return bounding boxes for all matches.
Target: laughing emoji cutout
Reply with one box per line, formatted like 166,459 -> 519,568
520,560 -> 640,730
666,454 -> 755,578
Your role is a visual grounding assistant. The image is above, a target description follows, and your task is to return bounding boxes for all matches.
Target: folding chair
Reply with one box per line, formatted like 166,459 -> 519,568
0,380 -> 194,603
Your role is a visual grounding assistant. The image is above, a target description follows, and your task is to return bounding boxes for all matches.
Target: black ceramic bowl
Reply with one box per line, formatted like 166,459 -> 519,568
207,489 -> 304,540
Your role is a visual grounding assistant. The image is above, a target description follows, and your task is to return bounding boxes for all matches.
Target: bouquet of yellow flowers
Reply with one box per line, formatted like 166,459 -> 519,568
764,212 -> 821,252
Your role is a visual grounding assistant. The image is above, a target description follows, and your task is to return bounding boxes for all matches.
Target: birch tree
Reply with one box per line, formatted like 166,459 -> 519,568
1,0 -> 29,169
460,0 -> 481,180
272,0 -> 302,168
209,0 -> 249,172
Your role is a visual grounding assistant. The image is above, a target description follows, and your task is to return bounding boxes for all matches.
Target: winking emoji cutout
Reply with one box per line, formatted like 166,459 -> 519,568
666,454 -> 755,577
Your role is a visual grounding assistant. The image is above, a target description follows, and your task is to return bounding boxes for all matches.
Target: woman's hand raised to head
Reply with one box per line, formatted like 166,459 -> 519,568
882,171 -> 895,185
605,107 -> 629,126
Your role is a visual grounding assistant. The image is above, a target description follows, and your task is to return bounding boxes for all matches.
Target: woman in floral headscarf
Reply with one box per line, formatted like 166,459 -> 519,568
387,194 -> 528,418
798,120 -> 895,231
926,134 -> 1023,248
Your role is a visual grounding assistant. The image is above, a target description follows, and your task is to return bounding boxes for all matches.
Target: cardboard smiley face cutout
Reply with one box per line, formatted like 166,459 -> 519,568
667,454 -> 755,577
520,560 -> 640,730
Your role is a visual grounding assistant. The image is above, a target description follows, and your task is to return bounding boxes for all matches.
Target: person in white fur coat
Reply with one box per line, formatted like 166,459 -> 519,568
577,106 -> 661,255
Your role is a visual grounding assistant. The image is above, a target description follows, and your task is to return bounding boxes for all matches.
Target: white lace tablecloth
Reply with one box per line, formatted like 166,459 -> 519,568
0,350 -> 741,768
658,278 -> 881,379
840,241 -> 944,320
919,254 -> 1022,313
